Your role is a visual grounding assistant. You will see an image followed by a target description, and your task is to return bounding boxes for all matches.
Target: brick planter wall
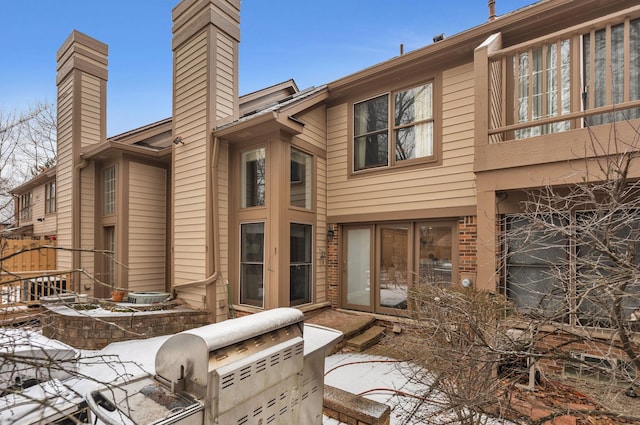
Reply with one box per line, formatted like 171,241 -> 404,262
41,304 -> 212,349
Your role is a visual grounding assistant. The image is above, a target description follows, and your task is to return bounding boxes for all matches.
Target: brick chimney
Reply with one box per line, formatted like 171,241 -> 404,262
56,31 -> 107,293
171,0 -> 240,309
488,0 -> 496,21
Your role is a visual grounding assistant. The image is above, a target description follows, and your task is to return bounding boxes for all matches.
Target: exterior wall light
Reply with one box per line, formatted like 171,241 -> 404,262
327,226 -> 335,242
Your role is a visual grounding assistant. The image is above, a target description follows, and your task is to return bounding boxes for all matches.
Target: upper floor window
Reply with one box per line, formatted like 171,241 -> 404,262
290,148 -> 312,209
504,17 -> 640,140
20,192 -> 32,220
241,148 -> 265,208
583,18 -> 640,125
514,39 -> 571,139
45,180 -> 56,214
353,82 -> 434,172
104,166 -> 116,216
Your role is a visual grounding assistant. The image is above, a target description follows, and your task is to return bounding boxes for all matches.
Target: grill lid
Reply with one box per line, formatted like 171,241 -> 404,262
155,308 -> 304,396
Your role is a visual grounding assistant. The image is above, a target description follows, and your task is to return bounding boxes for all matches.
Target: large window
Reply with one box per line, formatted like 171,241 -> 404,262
508,18 -> 640,139
514,39 -> 571,139
103,167 -> 116,216
290,223 -> 312,306
240,222 -> 265,307
583,18 -> 640,125
505,212 -> 640,328
241,148 -> 266,208
290,148 -> 312,209
20,192 -> 32,220
45,180 -> 56,214
354,82 -> 434,172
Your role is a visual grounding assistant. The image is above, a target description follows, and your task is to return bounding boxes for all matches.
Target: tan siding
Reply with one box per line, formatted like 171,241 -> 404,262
217,141 -> 229,280
128,163 -> 167,292
327,63 -> 476,218
296,107 -> 327,152
216,31 -> 234,120
56,76 -> 74,271
79,163 -> 95,289
173,30 -> 208,286
80,74 -> 102,146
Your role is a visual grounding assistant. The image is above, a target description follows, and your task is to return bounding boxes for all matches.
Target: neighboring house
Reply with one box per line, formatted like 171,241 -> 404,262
8,166 -> 57,240
10,0 -> 640,327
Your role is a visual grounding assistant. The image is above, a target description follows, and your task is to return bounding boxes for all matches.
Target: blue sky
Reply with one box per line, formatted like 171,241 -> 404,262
0,0 -> 536,136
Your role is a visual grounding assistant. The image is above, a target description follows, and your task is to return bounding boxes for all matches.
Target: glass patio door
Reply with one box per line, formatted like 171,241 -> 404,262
344,226 -> 373,311
378,225 -> 409,312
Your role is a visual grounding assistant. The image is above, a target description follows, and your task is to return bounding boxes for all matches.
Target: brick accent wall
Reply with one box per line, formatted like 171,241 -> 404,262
41,305 -> 211,350
458,216 -> 478,279
327,224 -> 339,308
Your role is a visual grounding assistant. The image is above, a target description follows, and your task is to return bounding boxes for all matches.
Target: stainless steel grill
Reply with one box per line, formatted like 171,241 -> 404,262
87,308 -> 342,425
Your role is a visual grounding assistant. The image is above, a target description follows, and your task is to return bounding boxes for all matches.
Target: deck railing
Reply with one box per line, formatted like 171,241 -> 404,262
0,270 -> 73,307
485,5 -> 640,143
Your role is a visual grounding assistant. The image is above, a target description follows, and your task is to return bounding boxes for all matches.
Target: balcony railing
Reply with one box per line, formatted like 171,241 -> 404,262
0,270 -> 72,307
484,5 -> 640,144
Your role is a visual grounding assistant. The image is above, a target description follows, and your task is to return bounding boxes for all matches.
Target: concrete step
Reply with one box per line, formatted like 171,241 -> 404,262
346,325 -> 386,352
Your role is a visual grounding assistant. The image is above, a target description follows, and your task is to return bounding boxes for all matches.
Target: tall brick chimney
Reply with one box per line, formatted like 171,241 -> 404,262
171,0 -> 240,311
56,31 -> 107,294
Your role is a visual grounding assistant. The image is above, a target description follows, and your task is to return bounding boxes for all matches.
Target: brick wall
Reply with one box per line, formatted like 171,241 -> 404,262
327,224 -> 339,308
458,216 -> 478,279
41,305 -> 211,349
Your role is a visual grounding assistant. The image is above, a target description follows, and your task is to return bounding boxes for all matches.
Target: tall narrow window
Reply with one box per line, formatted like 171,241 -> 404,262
290,148 -> 312,209
241,148 -> 265,208
104,167 -> 116,216
45,180 -> 56,214
394,83 -> 433,162
240,222 -> 265,307
354,94 -> 388,171
290,223 -> 312,306
104,226 -> 116,288
20,192 -> 32,220
514,40 -> 571,139
583,19 -> 640,125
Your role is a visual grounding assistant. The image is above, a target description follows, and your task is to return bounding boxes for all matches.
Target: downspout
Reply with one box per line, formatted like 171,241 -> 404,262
73,156 -> 89,293
172,136 -> 223,313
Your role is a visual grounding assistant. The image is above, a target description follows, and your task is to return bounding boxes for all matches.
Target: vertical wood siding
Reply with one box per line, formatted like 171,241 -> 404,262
56,76 -> 74,271
327,63 -> 476,217
128,163 -> 167,292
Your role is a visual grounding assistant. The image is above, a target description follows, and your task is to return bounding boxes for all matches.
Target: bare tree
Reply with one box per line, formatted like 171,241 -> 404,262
0,102 -> 57,222
386,121 -> 640,425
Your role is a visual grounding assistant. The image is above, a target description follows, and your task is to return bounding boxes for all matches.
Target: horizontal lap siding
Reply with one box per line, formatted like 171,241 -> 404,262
56,76 -> 74,270
327,63 -> 476,218
217,142 -> 229,282
174,30 -> 208,289
129,163 -> 167,292
216,31 -> 234,120
79,164 -> 95,288
80,74 -> 102,146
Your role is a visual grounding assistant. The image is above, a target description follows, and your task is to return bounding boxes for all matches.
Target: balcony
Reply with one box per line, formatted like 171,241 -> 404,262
475,5 -> 640,173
